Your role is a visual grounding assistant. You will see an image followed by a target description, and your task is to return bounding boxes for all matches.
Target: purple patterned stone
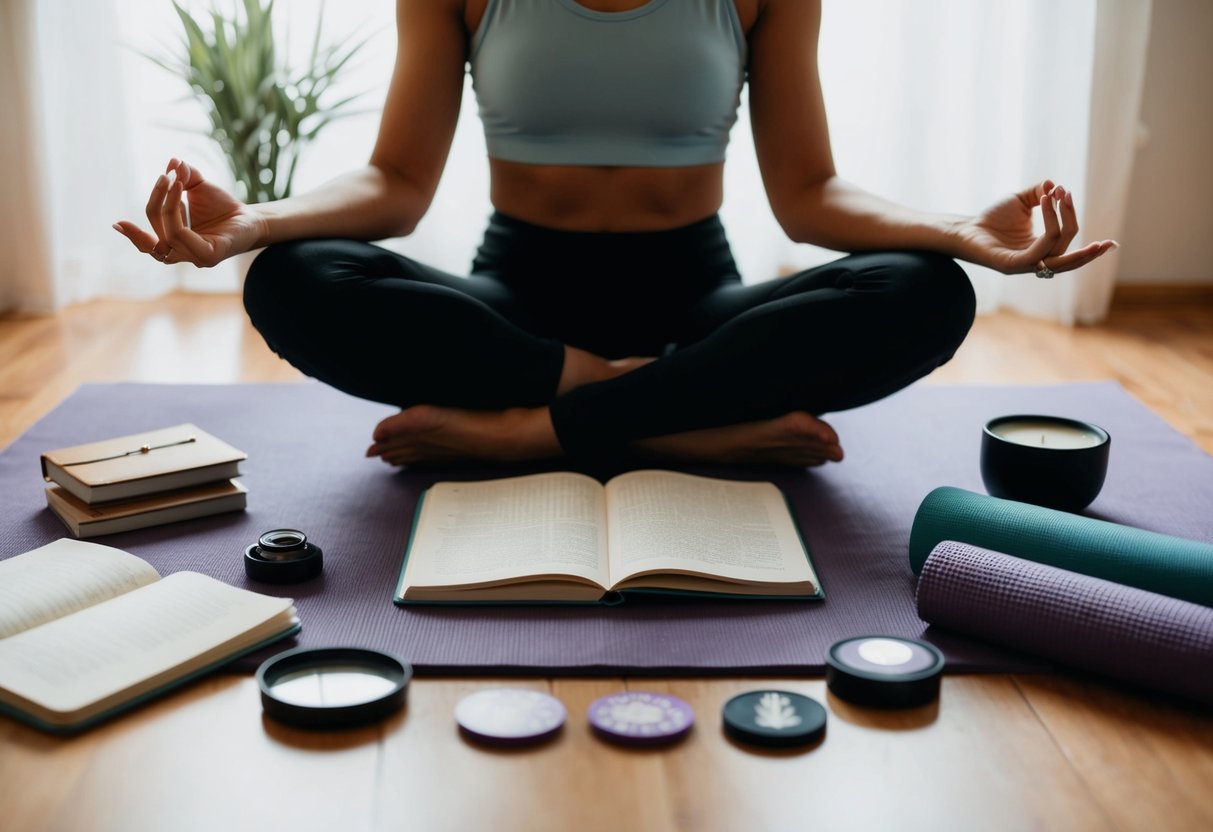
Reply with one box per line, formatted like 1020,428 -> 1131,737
587,691 -> 695,746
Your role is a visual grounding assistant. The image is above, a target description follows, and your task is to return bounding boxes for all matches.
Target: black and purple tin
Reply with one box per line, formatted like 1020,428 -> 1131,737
825,636 -> 945,709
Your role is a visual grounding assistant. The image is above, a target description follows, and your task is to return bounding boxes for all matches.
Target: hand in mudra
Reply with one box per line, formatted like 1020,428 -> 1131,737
113,159 -> 265,267
955,180 -> 1117,276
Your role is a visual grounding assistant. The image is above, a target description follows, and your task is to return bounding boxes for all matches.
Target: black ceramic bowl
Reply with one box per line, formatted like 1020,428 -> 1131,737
980,415 -> 1110,512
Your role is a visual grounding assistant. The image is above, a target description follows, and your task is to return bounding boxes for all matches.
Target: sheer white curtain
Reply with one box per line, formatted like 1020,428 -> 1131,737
3,0 -> 1149,324
0,0 -> 54,312
725,0 -> 1148,324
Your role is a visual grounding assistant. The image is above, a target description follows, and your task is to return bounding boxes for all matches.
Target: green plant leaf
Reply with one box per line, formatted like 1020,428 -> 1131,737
147,0 -> 369,203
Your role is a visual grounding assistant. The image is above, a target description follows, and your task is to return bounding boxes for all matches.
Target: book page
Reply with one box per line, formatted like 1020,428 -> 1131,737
0,572 -> 294,715
400,472 -> 610,591
0,539 -> 161,639
605,471 -> 816,588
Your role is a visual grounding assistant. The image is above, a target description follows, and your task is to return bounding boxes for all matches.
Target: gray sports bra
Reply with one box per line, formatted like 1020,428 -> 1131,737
469,0 -> 747,167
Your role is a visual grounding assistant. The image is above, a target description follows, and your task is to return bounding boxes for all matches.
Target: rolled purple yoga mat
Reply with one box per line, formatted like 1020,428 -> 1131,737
916,541 -> 1213,704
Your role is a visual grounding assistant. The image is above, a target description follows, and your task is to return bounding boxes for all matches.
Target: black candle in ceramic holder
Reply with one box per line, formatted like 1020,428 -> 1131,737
980,415 -> 1111,512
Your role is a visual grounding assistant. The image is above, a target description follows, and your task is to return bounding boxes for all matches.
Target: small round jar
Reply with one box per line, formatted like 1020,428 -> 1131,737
244,529 -> 324,583
826,636 -> 944,708
981,415 -> 1110,512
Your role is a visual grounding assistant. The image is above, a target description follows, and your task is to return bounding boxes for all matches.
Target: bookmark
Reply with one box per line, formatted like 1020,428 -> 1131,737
60,435 -> 197,467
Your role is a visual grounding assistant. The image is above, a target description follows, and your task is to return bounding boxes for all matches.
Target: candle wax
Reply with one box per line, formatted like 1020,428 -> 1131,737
990,420 -> 1103,450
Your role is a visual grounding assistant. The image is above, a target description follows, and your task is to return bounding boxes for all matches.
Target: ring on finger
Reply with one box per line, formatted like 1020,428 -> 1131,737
1035,261 -> 1055,279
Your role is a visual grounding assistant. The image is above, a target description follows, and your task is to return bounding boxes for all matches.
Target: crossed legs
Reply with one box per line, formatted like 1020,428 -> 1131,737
243,239 -> 976,467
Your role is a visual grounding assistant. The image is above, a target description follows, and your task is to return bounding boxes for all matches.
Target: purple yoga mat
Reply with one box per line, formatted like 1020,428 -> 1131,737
2,381 -> 1212,675
916,541 -> 1213,704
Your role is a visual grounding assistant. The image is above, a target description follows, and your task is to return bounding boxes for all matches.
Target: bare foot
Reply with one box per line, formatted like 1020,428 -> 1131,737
366,405 -> 562,466
557,346 -> 656,395
634,412 -> 844,467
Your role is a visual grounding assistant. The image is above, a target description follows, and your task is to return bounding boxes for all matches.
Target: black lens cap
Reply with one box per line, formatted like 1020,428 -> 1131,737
257,646 -> 412,729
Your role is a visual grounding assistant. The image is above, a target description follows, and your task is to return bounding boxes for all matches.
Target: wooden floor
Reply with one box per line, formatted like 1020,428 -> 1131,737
1,292 -> 1212,832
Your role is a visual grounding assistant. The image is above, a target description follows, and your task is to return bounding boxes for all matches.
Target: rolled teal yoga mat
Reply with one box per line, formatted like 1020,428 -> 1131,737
909,487 -> 1213,607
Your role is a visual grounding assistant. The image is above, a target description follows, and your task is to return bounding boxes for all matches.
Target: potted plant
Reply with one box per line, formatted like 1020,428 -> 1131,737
148,0 -> 366,204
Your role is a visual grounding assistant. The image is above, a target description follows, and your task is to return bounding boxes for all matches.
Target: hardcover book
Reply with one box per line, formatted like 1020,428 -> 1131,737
0,539 -> 299,734
40,424 -> 246,505
44,479 -> 248,538
395,469 -> 822,604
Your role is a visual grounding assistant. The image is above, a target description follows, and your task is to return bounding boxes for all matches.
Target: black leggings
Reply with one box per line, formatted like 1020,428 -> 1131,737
243,212 -> 976,463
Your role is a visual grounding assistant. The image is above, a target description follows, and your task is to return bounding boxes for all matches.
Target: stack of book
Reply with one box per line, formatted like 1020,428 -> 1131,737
40,424 -> 248,538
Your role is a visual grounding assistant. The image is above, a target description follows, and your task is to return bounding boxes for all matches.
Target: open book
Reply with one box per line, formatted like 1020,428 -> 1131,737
0,539 -> 299,734
395,470 -> 822,604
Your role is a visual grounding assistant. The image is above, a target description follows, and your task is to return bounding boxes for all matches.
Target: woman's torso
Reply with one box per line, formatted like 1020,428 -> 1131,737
462,0 -> 759,231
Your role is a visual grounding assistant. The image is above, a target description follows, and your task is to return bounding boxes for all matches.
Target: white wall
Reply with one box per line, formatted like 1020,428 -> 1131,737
1116,0 -> 1213,285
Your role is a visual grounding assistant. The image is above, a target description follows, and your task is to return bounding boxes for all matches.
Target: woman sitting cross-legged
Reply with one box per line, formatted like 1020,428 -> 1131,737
115,0 -> 1116,469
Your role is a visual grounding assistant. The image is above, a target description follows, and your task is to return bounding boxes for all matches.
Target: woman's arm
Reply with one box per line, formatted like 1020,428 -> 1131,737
747,0 -> 1114,275
257,0 -> 468,244
117,0 -> 468,266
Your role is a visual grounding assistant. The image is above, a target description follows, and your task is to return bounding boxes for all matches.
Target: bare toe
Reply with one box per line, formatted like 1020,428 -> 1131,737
367,406 -> 443,458
367,405 -> 560,466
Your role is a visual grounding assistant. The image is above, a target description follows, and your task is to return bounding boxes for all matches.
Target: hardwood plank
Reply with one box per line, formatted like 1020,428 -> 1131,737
656,677 -> 1109,832
374,677 -> 628,832
930,303 -> 1213,454
1015,674 -> 1213,832
0,295 -> 304,451
0,675 -> 380,832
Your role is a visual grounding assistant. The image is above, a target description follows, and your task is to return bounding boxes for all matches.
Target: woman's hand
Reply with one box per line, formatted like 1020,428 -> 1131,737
953,180 -> 1117,276
113,159 -> 266,268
